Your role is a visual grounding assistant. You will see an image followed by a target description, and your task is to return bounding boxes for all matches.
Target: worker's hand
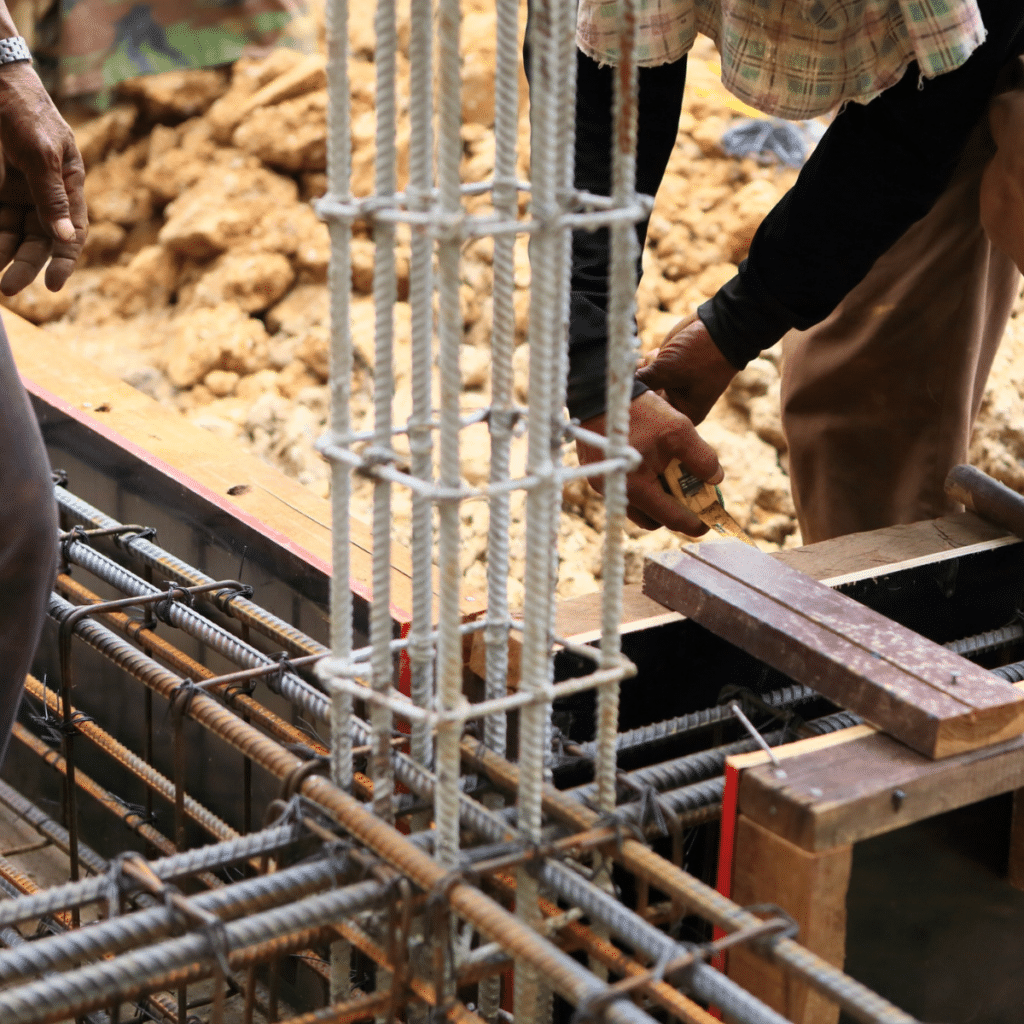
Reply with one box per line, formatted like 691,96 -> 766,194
578,389 -> 724,533
981,89 -> 1024,274
0,60 -> 86,294
635,313 -> 737,425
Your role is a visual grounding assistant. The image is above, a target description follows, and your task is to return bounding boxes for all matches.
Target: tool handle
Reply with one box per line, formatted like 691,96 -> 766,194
662,458 -> 756,545
944,464 -> 1024,539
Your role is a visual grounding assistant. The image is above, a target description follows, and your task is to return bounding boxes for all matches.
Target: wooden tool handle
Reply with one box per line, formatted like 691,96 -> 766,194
945,464 -> 1024,539
661,458 -> 756,545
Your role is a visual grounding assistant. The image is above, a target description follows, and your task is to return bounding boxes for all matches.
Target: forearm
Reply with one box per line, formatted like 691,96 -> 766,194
701,0 -> 1024,368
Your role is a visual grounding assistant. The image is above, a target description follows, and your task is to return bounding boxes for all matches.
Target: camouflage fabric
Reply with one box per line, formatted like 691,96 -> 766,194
41,0 -> 312,97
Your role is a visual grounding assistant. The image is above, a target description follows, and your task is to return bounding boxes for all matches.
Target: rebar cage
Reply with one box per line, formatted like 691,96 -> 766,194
0,0 -> 937,1017
315,0 -> 644,1013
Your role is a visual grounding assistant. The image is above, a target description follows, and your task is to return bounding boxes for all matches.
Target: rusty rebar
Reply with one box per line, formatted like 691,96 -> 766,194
24,674 -> 238,848
45,592 -> 662,1024
12,725 -> 222,892
460,737 -> 916,1024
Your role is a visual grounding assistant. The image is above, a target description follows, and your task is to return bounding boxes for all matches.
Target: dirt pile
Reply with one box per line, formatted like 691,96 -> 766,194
14,24 -> 1024,604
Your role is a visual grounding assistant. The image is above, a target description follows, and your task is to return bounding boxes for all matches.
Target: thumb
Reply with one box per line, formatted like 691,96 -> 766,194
635,355 -> 667,391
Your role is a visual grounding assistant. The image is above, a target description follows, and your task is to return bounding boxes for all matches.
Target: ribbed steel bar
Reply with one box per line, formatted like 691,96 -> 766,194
0,854 -> 354,987
946,621 -> 1024,659
54,575 -> 345,773
0,825 -> 300,931
0,777 -> 108,878
0,912 -> 343,1024
578,684 -> 818,759
0,853 -> 72,932
24,673 -> 237,846
53,487 -> 325,660
12,723 -> 221,892
59,537 -> 341,743
461,738 -> 917,1024
487,871 -> 717,1024
569,710 -> 857,810
286,991 -> 394,1024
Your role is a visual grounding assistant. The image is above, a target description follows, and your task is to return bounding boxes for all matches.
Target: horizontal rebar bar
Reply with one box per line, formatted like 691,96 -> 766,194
54,487 -> 325,660
0,851 -> 354,986
0,823 -> 301,931
0,777 -> 107,878
946,621 -> 1024,659
12,724 -> 222,892
460,738 -> 916,1024
24,674 -> 238,846
577,684 -> 817,759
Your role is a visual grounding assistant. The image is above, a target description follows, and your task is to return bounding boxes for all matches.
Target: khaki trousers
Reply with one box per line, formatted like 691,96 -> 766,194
781,79 -> 1024,544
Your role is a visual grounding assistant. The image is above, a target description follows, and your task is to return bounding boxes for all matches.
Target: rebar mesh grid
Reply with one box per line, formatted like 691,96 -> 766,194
0,0 -> 964,1015
0,479 -> 928,1024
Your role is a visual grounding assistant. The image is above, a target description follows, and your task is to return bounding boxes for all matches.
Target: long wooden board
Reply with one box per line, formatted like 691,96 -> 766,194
734,702 -> 1024,850
468,513 -> 1012,682
4,309 -> 481,622
643,541 -> 1024,759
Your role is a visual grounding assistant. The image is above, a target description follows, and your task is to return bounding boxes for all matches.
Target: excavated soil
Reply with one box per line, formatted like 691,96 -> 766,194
15,15 -> 1024,605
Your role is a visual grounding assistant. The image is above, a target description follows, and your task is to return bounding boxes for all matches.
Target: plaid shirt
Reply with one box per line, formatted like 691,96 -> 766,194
576,0 -> 987,119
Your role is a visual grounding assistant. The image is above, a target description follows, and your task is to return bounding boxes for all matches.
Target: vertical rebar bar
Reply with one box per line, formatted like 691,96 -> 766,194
406,0 -> 436,777
325,0 -> 355,992
515,0 -> 565,1015
597,0 -> 638,821
434,0 -> 466,881
369,0 -> 400,828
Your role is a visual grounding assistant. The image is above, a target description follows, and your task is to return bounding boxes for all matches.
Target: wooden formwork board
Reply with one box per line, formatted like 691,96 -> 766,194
469,512 -> 1013,685
4,309 -> 482,627
642,541 -> 1024,759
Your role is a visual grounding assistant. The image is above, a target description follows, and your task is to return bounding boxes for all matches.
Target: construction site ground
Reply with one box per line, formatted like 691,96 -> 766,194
13,12 -> 1024,606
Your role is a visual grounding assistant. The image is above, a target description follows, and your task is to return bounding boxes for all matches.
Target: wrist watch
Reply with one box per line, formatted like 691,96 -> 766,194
0,36 -> 31,65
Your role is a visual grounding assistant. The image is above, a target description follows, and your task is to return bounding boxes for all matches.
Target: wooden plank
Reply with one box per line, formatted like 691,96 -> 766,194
775,512 -> 1010,583
473,514 -> 1015,685
642,542 -> 1024,759
4,310 -> 480,621
728,815 -> 851,1024
737,725 -> 1024,851
727,724 -> 875,774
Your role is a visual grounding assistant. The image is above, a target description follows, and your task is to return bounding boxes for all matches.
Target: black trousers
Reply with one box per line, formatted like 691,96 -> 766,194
0,315 -> 57,763
565,51 -> 687,421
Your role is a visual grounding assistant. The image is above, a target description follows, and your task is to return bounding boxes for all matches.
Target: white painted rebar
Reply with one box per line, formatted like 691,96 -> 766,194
598,0 -> 639,821
368,0 -> 399,829
316,0 -> 645,1009
324,0 -> 354,994
406,0 -> 436,778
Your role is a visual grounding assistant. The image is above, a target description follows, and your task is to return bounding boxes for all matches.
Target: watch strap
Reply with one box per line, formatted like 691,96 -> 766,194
0,37 -> 31,65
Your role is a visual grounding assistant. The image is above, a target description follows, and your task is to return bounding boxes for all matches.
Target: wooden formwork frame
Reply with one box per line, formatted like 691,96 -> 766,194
711,526 -> 1024,1024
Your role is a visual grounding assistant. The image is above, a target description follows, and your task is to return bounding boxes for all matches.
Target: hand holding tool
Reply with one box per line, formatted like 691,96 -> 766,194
660,458 -> 755,545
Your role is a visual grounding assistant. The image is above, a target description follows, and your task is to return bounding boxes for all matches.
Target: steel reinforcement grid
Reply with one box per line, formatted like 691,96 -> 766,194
0,0 -> 930,1017
0,477 -> 919,1024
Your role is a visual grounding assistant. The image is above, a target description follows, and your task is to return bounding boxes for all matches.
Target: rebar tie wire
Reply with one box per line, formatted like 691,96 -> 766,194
58,524 -> 158,574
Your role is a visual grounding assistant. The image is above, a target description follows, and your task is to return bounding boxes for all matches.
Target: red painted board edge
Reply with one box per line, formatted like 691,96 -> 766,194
22,371 -> 414,624
710,759 -> 741,1007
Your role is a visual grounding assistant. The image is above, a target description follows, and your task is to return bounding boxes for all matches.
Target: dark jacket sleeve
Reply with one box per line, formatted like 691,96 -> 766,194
700,2 -> 1024,368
